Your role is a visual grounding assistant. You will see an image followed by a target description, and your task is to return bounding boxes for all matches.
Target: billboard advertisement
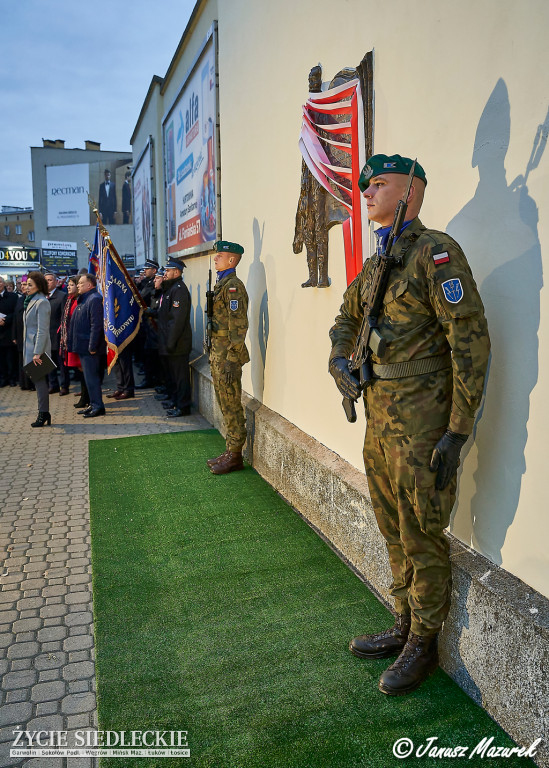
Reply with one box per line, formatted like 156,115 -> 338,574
41,240 -> 78,272
46,160 -> 133,228
0,247 -> 41,269
163,31 -> 218,256
46,164 -> 90,227
132,140 -> 154,265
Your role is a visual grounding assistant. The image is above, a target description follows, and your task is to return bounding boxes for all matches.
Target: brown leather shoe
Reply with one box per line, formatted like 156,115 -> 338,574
210,451 -> 244,475
350,614 -> 411,659
106,390 -> 123,398
206,450 -> 229,467
378,632 -> 439,695
114,391 -> 134,400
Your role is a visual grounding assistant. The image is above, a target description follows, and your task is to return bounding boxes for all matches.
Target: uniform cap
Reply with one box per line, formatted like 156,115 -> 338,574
214,240 -> 244,255
358,154 -> 427,192
165,258 -> 185,271
144,259 -> 159,270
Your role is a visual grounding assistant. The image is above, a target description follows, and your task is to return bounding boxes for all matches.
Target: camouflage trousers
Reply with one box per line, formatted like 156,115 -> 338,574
363,425 -> 456,636
210,356 -> 247,452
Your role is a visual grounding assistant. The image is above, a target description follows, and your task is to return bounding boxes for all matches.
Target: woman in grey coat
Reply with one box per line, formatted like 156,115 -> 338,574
23,272 -> 52,427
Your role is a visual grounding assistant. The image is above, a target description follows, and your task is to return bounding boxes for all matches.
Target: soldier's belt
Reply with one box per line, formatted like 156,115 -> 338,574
372,353 -> 451,380
212,330 -> 229,337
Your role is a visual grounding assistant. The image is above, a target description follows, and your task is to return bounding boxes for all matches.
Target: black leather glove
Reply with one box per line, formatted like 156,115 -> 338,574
329,357 -> 361,400
429,430 -> 468,490
223,360 -> 240,385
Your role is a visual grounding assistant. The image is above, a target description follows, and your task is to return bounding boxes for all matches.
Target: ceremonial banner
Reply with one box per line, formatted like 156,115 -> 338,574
162,25 -> 218,257
298,78 -> 368,284
88,225 -> 103,278
96,224 -> 144,372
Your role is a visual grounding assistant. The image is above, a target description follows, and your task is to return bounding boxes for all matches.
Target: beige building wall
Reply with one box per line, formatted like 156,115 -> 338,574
133,0 -> 549,598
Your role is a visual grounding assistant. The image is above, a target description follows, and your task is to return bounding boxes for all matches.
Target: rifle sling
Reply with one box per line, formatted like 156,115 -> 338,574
372,353 -> 451,380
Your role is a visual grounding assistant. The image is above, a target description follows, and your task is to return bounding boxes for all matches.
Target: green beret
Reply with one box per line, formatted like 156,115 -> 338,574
214,240 -> 244,255
358,154 -> 427,192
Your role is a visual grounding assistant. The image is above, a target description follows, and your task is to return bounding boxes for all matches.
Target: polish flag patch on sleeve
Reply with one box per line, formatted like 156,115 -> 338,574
229,287 -> 237,293
433,251 -> 450,265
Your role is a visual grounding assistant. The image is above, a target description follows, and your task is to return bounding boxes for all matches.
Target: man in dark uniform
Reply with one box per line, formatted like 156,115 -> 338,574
206,240 -> 250,475
157,258 -> 192,417
135,258 -> 160,389
139,259 -> 159,305
329,154 -> 490,695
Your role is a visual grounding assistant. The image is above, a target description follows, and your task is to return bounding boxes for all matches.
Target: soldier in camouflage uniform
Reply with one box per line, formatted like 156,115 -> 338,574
329,154 -> 490,695
207,240 -> 250,475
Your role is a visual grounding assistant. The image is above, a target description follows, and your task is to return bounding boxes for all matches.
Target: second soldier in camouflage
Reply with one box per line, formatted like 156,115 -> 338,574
329,154 -> 490,695
207,240 -> 250,475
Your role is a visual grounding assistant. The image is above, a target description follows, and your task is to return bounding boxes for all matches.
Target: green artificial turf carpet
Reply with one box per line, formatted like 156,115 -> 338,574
89,430 -> 535,768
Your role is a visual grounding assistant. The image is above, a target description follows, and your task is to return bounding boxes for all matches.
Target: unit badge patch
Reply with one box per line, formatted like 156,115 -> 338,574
173,301 -> 180,308
230,300 -> 238,311
441,278 -> 463,304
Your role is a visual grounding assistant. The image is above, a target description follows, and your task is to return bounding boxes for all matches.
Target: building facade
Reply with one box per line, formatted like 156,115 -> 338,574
1,206 -> 35,246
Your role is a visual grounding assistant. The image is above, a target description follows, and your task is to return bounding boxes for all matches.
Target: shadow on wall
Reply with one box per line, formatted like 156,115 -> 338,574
448,78 -> 547,565
247,218 -> 269,401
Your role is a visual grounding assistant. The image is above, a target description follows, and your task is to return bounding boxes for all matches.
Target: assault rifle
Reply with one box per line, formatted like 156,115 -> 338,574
204,265 -> 214,355
342,160 -> 417,423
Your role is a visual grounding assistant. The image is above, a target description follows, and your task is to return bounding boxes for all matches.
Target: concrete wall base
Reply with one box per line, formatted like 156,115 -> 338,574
192,356 -> 548,766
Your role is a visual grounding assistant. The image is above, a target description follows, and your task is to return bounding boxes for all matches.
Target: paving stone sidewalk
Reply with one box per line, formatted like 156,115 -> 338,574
0,378 -> 210,768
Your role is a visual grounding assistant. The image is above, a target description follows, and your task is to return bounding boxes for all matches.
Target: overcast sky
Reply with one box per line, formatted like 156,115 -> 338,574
1,0 -> 196,209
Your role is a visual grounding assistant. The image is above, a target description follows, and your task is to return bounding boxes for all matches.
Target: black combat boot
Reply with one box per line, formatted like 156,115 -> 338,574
378,632 -> 439,695
349,614 -> 411,659
31,411 -> 52,428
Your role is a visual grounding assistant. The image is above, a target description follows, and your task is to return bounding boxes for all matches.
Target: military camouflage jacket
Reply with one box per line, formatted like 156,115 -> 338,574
329,218 -> 490,437
211,272 -> 250,365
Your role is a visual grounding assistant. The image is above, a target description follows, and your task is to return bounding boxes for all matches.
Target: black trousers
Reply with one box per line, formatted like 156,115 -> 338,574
143,349 -> 161,385
47,350 -> 70,390
114,346 -> 135,394
0,344 -> 17,385
167,354 -> 191,410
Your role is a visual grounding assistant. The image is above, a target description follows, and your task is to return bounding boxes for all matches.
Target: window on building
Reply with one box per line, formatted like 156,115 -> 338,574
15,225 -> 22,235
28,231 -> 35,242
3,225 -> 9,236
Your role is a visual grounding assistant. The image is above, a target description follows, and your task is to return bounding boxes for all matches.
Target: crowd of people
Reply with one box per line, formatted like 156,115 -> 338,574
0,257 -> 195,426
